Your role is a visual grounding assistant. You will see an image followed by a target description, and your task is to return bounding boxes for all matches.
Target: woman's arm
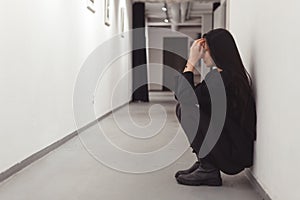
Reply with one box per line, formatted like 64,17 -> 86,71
174,38 -> 205,101
184,38 -> 205,73
184,62 -> 196,73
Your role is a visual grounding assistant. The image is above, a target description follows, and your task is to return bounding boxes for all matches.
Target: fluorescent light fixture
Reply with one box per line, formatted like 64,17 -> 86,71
164,19 -> 169,23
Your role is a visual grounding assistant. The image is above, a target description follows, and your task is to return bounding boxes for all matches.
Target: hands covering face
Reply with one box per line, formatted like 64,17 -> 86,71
188,38 -> 206,67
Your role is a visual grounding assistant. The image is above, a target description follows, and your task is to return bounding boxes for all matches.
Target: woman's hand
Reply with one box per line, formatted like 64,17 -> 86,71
185,38 -> 206,72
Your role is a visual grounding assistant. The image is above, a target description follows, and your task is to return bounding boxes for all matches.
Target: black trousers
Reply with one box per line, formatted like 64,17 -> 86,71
176,103 -> 244,175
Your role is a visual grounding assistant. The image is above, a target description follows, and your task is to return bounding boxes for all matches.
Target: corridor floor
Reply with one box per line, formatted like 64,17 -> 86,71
0,92 -> 262,200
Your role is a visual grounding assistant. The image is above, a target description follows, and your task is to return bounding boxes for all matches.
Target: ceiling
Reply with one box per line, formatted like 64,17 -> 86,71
133,0 -> 220,28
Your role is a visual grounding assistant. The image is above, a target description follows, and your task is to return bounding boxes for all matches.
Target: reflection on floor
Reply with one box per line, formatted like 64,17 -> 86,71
0,92 -> 262,200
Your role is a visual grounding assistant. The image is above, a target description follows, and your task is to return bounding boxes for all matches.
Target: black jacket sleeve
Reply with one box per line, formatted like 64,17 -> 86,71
174,71 -> 196,104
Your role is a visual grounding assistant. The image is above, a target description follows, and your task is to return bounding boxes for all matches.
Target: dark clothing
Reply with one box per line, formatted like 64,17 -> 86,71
175,69 -> 256,175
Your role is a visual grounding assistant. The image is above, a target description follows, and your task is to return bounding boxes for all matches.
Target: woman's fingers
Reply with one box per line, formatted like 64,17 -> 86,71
192,39 -> 205,51
192,40 -> 204,49
187,39 -> 206,66
196,38 -> 205,43
192,40 -> 201,47
199,39 -> 206,46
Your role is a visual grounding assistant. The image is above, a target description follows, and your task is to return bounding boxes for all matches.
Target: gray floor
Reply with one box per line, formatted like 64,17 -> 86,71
0,92 -> 262,200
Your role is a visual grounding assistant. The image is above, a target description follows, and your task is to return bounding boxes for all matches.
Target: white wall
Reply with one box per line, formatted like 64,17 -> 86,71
228,0 -> 300,199
0,0 -> 132,173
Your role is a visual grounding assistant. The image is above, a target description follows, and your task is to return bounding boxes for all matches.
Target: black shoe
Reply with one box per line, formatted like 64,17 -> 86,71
176,164 -> 222,186
175,161 -> 200,178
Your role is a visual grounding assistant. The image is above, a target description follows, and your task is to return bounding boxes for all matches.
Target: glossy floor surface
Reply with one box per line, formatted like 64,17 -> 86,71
0,92 -> 262,200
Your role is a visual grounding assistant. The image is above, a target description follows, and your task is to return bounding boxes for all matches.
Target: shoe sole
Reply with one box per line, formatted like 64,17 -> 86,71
176,177 -> 222,186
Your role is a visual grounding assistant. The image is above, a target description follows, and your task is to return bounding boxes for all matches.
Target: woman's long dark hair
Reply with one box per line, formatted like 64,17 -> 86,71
203,28 -> 252,89
203,28 -> 255,130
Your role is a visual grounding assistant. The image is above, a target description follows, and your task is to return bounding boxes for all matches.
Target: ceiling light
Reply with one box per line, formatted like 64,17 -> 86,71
164,19 -> 169,23
162,7 -> 167,12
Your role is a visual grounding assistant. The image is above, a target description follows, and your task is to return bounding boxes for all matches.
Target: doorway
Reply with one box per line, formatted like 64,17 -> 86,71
162,37 -> 188,91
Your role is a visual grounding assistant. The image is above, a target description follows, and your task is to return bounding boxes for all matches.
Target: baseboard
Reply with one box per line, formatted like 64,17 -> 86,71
245,169 -> 272,200
0,101 -> 129,183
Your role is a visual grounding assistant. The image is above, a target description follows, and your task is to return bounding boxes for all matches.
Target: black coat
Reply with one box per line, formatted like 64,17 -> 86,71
175,69 -> 256,175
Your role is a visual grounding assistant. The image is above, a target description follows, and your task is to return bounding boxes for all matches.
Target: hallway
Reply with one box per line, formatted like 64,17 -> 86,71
0,92 -> 261,200
1,0 -> 300,199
